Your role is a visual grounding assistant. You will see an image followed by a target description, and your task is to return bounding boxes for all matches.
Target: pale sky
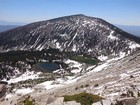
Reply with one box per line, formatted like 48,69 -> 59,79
0,0 -> 140,26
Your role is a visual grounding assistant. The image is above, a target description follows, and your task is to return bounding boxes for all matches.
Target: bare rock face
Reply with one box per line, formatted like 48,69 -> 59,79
46,96 -> 56,104
0,84 -> 6,101
136,99 -> 140,105
115,98 -> 138,105
92,100 -> 112,105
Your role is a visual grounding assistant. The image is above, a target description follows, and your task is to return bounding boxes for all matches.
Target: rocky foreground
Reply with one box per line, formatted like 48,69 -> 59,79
30,50 -> 140,105
0,50 -> 139,105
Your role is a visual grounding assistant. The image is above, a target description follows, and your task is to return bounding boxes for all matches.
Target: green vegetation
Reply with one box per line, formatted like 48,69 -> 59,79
138,92 -> 140,97
24,98 -> 34,105
63,92 -> 103,105
0,48 -> 63,66
71,56 -> 98,65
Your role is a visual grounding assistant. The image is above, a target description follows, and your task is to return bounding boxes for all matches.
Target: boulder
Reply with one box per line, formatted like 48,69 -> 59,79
115,97 -> 137,105
136,99 -> 140,105
92,100 -> 112,105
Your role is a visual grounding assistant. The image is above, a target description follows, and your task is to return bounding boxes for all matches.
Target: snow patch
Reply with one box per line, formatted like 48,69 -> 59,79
88,49 -> 92,52
53,39 -> 57,43
36,44 -> 44,51
6,71 -> 41,84
86,65 -> 96,71
119,52 -> 126,59
92,63 -> 108,72
36,75 -> 82,90
71,69 -> 82,74
120,73 -> 129,79
65,59 -> 82,68
35,70 -> 84,90
68,33 -> 78,47
108,52 -> 126,62
106,81 -> 117,85
129,42 -> 140,49
98,55 -> 108,61
14,88 -> 34,95
64,76 -> 82,84
72,45 -> 77,51
60,34 -> 67,37
36,81 -> 63,90
56,42 -> 61,49
5,93 -> 14,99
108,31 -> 118,40
107,92 -> 119,96
89,52 -> 126,73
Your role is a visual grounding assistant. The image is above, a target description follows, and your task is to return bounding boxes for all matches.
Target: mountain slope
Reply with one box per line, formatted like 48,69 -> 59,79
0,14 -> 139,56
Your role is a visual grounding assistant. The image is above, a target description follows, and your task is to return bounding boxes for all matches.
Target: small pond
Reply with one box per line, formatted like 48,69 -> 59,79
35,62 -> 60,72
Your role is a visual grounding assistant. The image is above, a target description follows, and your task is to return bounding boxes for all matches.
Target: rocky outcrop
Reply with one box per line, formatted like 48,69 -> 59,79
92,100 -> 112,105
136,99 -> 140,105
115,98 -> 139,105
0,84 -> 6,101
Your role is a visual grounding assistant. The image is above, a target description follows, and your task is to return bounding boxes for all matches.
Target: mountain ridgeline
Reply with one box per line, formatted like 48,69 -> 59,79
0,14 -> 139,56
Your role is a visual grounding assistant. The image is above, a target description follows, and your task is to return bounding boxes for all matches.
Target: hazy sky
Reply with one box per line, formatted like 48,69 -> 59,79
0,0 -> 140,25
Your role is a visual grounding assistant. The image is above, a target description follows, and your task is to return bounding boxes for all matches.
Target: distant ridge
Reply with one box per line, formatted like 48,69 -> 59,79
115,24 -> 140,37
0,25 -> 20,32
0,20 -> 26,25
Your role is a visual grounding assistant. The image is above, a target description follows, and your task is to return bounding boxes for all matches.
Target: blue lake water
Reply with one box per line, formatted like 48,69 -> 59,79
36,62 -> 60,72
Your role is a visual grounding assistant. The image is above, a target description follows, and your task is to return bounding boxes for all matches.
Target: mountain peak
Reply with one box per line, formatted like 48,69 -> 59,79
0,15 -> 139,56
69,14 -> 86,17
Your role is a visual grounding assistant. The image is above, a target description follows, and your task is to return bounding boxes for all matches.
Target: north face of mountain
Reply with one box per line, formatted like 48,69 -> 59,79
0,14 -> 139,56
